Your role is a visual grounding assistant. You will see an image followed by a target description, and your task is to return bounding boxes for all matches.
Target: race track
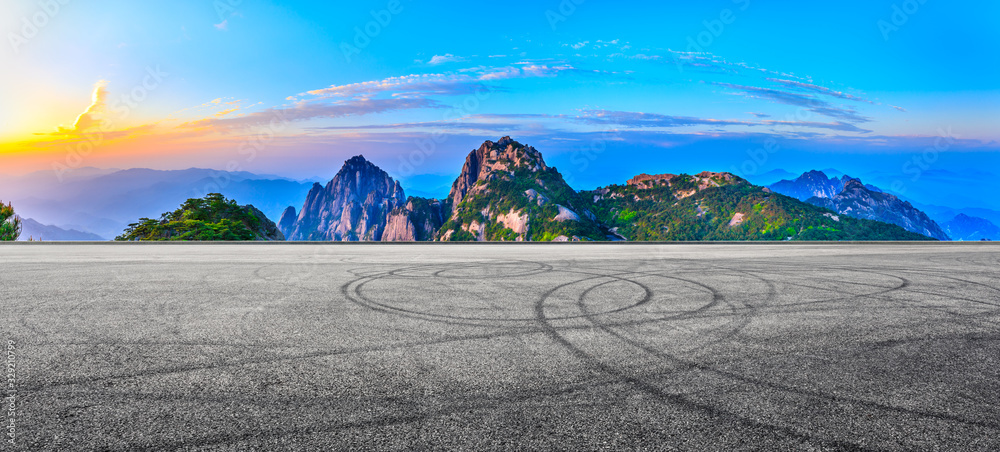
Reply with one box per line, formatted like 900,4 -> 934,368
2,243 -> 999,450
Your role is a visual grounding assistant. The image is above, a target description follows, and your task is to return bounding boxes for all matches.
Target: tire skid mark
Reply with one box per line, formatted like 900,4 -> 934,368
341,260 -> 709,325
569,270 -> 1000,432
532,270 -> 875,451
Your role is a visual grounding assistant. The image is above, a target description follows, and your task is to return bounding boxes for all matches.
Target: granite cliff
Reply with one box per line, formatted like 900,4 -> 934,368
284,156 -> 406,241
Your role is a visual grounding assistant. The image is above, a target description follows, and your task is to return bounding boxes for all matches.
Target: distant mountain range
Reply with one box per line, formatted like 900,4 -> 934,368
768,170 -> 883,200
910,202 -> 1000,230
767,170 -> 951,240
743,169 -> 797,186
6,140 -> 996,242
277,137 -> 933,242
942,214 -> 1000,241
0,168 -> 316,240
18,218 -> 105,241
761,169 -> 1000,238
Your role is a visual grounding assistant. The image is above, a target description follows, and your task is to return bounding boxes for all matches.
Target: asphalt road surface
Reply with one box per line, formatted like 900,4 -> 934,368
2,243 -> 999,450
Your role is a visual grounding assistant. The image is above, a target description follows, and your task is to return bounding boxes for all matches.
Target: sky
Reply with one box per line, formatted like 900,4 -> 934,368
2,0 -> 998,202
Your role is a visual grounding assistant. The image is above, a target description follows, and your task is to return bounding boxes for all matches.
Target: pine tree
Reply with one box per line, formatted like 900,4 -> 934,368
0,201 -> 21,241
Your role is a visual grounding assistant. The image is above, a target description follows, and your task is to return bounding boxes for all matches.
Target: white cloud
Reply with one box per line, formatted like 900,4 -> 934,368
67,80 -> 109,133
427,54 -> 464,65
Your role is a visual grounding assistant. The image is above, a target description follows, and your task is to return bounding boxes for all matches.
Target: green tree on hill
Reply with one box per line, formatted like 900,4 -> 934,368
0,201 -> 21,241
115,193 -> 282,241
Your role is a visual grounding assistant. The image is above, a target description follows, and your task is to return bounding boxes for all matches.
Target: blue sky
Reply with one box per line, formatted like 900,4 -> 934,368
2,0 -> 998,206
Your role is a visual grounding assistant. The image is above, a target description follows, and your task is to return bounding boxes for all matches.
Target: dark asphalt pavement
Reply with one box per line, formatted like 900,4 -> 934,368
1,244 -> 998,450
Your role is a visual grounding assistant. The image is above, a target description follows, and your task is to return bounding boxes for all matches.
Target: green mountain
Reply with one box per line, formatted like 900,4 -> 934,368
115,193 -> 284,241
438,137 -> 604,241
584,172 -> 934,241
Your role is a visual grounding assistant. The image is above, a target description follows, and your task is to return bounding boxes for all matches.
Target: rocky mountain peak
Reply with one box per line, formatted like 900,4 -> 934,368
284,155 -> 406,241
335,155 -> 393,184
625,171 -> 745,198
627,173 -> 678,187
769,170 -> 844,201
447,137 -> 550,213
841,178 -> 866,192
438,137 -> 604,241
802,170 -> 830,179
344,154 -> 369,164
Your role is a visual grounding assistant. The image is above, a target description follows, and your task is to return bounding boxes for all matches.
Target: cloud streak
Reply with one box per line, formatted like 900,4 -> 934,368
183,97 -> 443,130
766,78 -> 872,103
576,110 -> 871,133
713,82 -> 871,123
577,110 -> 753,128
67,80 -> 109,133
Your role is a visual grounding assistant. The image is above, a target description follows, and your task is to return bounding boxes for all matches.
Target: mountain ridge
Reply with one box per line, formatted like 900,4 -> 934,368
942,214 -> 1000,241
18,218 -> 105,241
275,137 -> 935,242
769,170 -> 948,240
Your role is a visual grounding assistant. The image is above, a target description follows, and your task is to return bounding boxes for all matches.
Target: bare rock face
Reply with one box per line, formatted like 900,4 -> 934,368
554,205 -> 580,222
382,198 -> 445,242
524,189 -> 549,206
382,209 -> 417,241
627,173 -> 679,188
496,208 -> 530,238
277,206 -> 297,239
285,155 -> 406,241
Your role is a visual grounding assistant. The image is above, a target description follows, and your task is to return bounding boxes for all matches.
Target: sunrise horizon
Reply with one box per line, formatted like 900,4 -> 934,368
3,1 -> 997,186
